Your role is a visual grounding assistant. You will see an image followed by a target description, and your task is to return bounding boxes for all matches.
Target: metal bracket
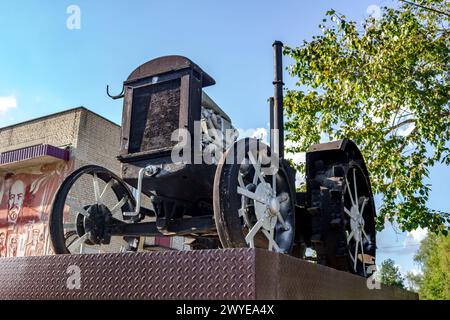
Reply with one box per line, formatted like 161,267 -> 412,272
106,85 -> 125,100
123,165 -> 160,218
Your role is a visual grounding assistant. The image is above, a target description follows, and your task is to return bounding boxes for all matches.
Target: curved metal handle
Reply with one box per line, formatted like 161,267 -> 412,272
106,85 -> 125,100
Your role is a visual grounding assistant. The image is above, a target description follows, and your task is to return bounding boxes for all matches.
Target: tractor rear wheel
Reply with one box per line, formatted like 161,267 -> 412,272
213,138 -> 296,253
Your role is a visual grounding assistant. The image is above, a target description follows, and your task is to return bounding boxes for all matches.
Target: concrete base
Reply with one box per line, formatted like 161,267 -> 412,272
0,248 -> 417,300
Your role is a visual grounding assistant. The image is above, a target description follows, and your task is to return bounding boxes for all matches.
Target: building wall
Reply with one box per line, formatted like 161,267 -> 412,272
0,107 -> 122,257
72,108 -> 122,174
0,107 -> 183,257
0,161 -> 74,257
0,109 -> 82,153
0,107 -> 123,173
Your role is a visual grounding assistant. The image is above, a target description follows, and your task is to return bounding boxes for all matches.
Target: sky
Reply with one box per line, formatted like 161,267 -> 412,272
0,0 -> 448,279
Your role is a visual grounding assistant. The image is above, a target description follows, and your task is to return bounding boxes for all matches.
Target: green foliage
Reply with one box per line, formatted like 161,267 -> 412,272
284,0 -> 450,233
414,233 -> 450,299
379,258 -> 405,288
405,271 -> 422,293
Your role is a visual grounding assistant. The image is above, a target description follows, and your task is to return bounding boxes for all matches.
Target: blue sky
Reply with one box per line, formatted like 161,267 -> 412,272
0,0 -> 448,278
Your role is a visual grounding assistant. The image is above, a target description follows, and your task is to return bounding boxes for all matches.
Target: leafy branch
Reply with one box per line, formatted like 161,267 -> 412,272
284,0 -> 450,234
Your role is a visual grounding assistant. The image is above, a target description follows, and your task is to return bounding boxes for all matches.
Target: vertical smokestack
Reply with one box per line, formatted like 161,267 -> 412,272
269,96 -> 274,151
272,40 -> 284,160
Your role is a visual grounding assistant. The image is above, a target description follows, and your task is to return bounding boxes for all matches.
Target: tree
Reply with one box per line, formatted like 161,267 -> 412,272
284,0 -> 450,233
379,258 -> 405,288
414,233 -> 450,299
405,271 -> 422,293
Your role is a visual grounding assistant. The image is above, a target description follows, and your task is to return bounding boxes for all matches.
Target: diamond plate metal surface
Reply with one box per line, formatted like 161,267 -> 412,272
0,248 -> 417,300
0,248 -> 255,300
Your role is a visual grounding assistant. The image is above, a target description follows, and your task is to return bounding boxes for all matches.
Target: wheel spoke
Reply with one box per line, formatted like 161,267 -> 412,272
66,199 -> 90,217
362,228 -> 370,242
353,168 -> 358,206
359,198 -> 368,216
248,151 -> 264,184
269,228 -> 276,251
348,248 -> 356,264
262,228 -> 280,252
110,196 -> 128,214
276,212 -> 289,230
360,237 -> 366,277
344,207 -> 355,220
99,179 -> 114,202
353,239 -> 359,271
245,218 -> 264,246
93,173 -> 101,203
237,187 -> 266,204
345,176 -> 356,206
347,229 -> 355,243
272,174 -> 276,196
238,173 -> 246,189
68,232 -> 90,252
239,208 -> 252,228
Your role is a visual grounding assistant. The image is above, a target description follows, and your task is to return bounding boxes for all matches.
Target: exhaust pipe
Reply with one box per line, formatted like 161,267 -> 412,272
272,40 -> 284,160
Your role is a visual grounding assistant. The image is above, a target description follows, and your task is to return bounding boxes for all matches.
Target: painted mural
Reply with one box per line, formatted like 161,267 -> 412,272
0,161 -> 73,257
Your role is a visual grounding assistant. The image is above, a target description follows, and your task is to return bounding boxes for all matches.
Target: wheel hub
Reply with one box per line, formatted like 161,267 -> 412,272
349,198 -> 367,243
79,204 -> 112,245
349,206 -> 363,241
268,197 -> 280,215
254,182 -> 278,230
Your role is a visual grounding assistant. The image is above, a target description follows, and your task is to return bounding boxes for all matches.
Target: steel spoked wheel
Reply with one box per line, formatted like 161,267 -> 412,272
50,165 -> 137,254
213,139 -> 295,253
309,161 -> 376,277
343,165 -> 376,276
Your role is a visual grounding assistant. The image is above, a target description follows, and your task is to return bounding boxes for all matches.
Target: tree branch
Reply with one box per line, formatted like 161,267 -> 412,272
385,118 -> 416,135
398,0 -> 450,18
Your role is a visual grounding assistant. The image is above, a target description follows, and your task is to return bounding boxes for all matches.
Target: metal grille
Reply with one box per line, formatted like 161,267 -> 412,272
129,79 -> 181,154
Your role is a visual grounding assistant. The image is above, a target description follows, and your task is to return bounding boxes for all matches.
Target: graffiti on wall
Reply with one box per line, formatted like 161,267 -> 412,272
0,161 -> 72,257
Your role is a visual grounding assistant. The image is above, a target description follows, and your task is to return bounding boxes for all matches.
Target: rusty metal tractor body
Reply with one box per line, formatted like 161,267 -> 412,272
50,42 -> 377,277
119,56 -> 223,226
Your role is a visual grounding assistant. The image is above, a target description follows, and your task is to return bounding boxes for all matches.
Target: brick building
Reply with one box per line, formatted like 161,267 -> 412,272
0,107 -> 189,258
0,107 -> 122,257
0,107 -> 122,172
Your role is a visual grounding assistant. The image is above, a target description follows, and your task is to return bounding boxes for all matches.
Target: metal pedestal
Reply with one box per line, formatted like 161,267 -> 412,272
0,248 -> 417,300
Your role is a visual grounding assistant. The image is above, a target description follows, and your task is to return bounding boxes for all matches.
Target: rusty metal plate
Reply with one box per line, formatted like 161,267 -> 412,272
0,248 -> 417,300
255,250 -> 418,300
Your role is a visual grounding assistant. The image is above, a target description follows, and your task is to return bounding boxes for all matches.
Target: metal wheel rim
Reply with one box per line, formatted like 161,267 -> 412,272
236,148 -> 293,253
344,166 -> 376,276
50,166 -> 135,254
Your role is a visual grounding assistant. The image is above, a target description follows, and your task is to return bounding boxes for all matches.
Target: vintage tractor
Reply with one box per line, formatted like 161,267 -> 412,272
49,42 -> 376,277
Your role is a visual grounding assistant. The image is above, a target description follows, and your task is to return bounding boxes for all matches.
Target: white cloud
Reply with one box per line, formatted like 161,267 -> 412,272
251,128 -> 268,141
367,4 -> 382,20
408,227 -> 428,243
0,96 -> 17,113
237,127 -> 268,142
403,227 -> 428,248
284,140 -> 306,187
286,151 -> 305,164
236,128 -> 307,187
284,140 -> 306,163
